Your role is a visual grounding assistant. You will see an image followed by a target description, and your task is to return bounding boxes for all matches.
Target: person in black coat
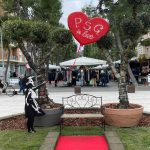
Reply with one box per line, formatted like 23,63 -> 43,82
25,77 -> 45,133
0,79 -> 4,89
0,79 -> 4,94
71,70 -> 77,86
100,70 -> 107,87
91,70 -> 97,87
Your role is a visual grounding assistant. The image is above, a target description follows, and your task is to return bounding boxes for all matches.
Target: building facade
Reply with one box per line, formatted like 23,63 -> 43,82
137,32 -> 150,59
0,47 -> 27,80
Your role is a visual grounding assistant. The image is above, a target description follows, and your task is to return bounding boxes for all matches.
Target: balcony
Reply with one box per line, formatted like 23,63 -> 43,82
10,55 -> 18,61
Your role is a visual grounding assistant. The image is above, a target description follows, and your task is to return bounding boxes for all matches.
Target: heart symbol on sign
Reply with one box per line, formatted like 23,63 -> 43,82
68,12 -> 110,46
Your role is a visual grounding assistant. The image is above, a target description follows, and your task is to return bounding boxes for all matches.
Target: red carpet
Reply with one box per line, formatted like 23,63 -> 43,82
55,136 -> 108,150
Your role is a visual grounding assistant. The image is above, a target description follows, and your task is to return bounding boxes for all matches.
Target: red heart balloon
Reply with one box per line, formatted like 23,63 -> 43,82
68,12 -> 110,46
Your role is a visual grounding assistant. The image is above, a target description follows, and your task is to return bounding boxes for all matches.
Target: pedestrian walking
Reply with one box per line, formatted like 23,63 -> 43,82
91,70 -> 97,87
80,69 -> 84,86
18,76 -> 27,94
0,79 -> 4,94
13,71 -> 17,77
54,71 -> 59,87
100,70 -> 106,87
48,71 -> 52,84
71,70 -> 77,86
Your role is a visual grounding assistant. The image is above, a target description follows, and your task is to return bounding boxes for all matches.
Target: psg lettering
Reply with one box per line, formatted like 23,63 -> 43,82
75,18 -> 104,39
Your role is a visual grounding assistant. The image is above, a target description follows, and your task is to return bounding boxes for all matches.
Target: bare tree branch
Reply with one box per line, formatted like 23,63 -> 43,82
18,42 -> 37,72
39,46 -> 55,66
101,48 -> 120,79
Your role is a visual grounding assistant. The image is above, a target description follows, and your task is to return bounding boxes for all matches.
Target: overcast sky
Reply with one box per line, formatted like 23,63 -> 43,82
60,0 -> 99,28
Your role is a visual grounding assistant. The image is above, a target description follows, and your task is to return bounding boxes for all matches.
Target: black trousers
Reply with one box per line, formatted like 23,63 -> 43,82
27,115 -> 35,132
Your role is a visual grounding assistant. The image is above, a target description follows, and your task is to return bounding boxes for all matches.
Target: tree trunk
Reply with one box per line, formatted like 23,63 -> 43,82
118,71 -> 129,108
18,42 -> 37,72
101,48 -> 129,108
0,0 -> 4,17
114,31 -> 129,108
36,66 -> 55,108
128,64 -> 138,86
101,48 -> 120,79
37,68 -> 47,104
45,59 -> 49,80
4,46 -> 11,82
118,50 -> 129,108
18,42 -> 55,108
36,45 -> 55,108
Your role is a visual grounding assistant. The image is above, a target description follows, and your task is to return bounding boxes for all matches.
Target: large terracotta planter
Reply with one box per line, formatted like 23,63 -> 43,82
34,106 -> 63,127
103,103 -> 143,127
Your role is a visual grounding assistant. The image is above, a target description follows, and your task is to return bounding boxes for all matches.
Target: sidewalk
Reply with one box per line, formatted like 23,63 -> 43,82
0,90 -> 150,118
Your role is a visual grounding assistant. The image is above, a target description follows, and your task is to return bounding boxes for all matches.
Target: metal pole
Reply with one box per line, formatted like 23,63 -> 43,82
0,28 -> 4,81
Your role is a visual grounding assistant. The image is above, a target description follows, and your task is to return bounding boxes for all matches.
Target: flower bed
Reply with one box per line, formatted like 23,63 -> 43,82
1,112 -> 150,130
0,114 -> 26,130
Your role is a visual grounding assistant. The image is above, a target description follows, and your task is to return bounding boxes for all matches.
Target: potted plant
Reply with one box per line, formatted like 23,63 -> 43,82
84,0 -> 150,127
2,19 -> 76,126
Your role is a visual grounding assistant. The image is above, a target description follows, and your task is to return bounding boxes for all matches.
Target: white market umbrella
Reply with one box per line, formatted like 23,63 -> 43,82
113,60 -> 121,64
49,64 -> 61,70
93,64 -> 109,69
59,56 -> 106,66
25,63 -> 60,70
130,57 -> 138,61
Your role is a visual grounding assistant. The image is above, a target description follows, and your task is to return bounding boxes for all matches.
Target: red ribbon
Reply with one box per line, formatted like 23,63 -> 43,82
63,44 -> 82,81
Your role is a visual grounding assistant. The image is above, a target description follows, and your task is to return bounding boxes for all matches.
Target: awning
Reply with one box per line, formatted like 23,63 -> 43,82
60,56 -> 106,66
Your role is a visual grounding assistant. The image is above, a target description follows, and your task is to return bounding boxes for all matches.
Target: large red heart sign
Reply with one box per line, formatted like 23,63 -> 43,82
68,12 -> 110,46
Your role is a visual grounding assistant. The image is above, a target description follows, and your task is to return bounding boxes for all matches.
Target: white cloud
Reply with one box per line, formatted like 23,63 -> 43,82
60,0 -> 99,28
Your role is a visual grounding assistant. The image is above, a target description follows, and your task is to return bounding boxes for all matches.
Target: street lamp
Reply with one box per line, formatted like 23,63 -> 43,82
0,27 -> 4,81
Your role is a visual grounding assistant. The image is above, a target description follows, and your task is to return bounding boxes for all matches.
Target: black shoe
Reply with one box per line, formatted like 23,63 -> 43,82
32,129 -> 36,133
28,131 -> 32,133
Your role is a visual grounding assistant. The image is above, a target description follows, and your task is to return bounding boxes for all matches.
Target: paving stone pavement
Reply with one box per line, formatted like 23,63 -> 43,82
105,131 -> 125,150
39,132 -> 59,150
0,84 -> 150,118
0,83 -> 149,150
